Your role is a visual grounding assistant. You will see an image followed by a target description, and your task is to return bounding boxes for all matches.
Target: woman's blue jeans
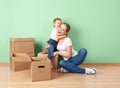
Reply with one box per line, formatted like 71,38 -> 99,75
59,48 -> 87,74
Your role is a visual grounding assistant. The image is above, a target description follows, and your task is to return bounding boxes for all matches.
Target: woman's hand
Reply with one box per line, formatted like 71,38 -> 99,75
53,51 -> 59,57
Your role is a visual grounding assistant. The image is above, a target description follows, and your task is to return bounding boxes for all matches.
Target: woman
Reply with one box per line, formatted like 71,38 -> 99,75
53,23 -> 96,74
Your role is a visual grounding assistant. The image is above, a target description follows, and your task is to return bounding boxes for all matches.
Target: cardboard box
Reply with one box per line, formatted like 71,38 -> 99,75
51,55 -> 59,69
31,58 -> 51,82
37,53 -> 59,69
10,53 -> 31,72
10,38 -> 34,57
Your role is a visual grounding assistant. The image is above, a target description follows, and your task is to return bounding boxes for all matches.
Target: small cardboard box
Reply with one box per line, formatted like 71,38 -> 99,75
31,58 -> 51,82
10,53 -> 31,72
51,55 -> 59,69
10,38 -> 34,57
37,53 -> 59,69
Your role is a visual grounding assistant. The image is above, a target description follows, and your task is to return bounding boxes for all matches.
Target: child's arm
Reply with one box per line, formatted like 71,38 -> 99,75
57,34 -> 66,39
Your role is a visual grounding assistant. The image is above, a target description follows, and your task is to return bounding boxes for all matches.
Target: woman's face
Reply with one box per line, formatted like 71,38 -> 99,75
58,24 -> 67,35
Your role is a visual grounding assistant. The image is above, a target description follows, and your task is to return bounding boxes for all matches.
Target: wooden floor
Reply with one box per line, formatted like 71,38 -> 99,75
0,63 -> 120,88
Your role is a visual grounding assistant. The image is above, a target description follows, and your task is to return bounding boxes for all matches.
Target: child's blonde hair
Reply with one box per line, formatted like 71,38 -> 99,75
53,18 -> 62,23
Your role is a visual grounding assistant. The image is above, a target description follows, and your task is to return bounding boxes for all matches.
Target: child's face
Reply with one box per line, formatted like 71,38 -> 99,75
53,20 -> 62,29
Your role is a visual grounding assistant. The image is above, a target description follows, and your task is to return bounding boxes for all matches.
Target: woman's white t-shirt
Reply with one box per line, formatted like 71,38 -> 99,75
57,37 -> 78,60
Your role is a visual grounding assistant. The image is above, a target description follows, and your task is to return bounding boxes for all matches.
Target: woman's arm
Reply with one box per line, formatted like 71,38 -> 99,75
57,34 -> 66,39
54,46 -> 72,58
57,28 -> 66,39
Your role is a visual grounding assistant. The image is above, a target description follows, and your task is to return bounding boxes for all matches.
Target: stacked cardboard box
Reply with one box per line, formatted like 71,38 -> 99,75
10,38 -> 34,57
9,38 -> 52,81
10,53 -> 31,71
10,38 -> 34,71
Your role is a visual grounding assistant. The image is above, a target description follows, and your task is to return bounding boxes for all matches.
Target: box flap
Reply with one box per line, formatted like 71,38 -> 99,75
12,57 -> 31,62
31,55 -> 48,61
10,38 -> 34,42
12,53 -> 29,57
11,53 -> 32,62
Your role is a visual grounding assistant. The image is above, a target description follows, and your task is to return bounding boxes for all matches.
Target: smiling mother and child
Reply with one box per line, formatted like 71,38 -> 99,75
39,18 -> 96,75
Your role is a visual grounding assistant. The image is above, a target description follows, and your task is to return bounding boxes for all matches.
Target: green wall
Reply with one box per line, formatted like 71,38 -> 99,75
0,0 -> 120,62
